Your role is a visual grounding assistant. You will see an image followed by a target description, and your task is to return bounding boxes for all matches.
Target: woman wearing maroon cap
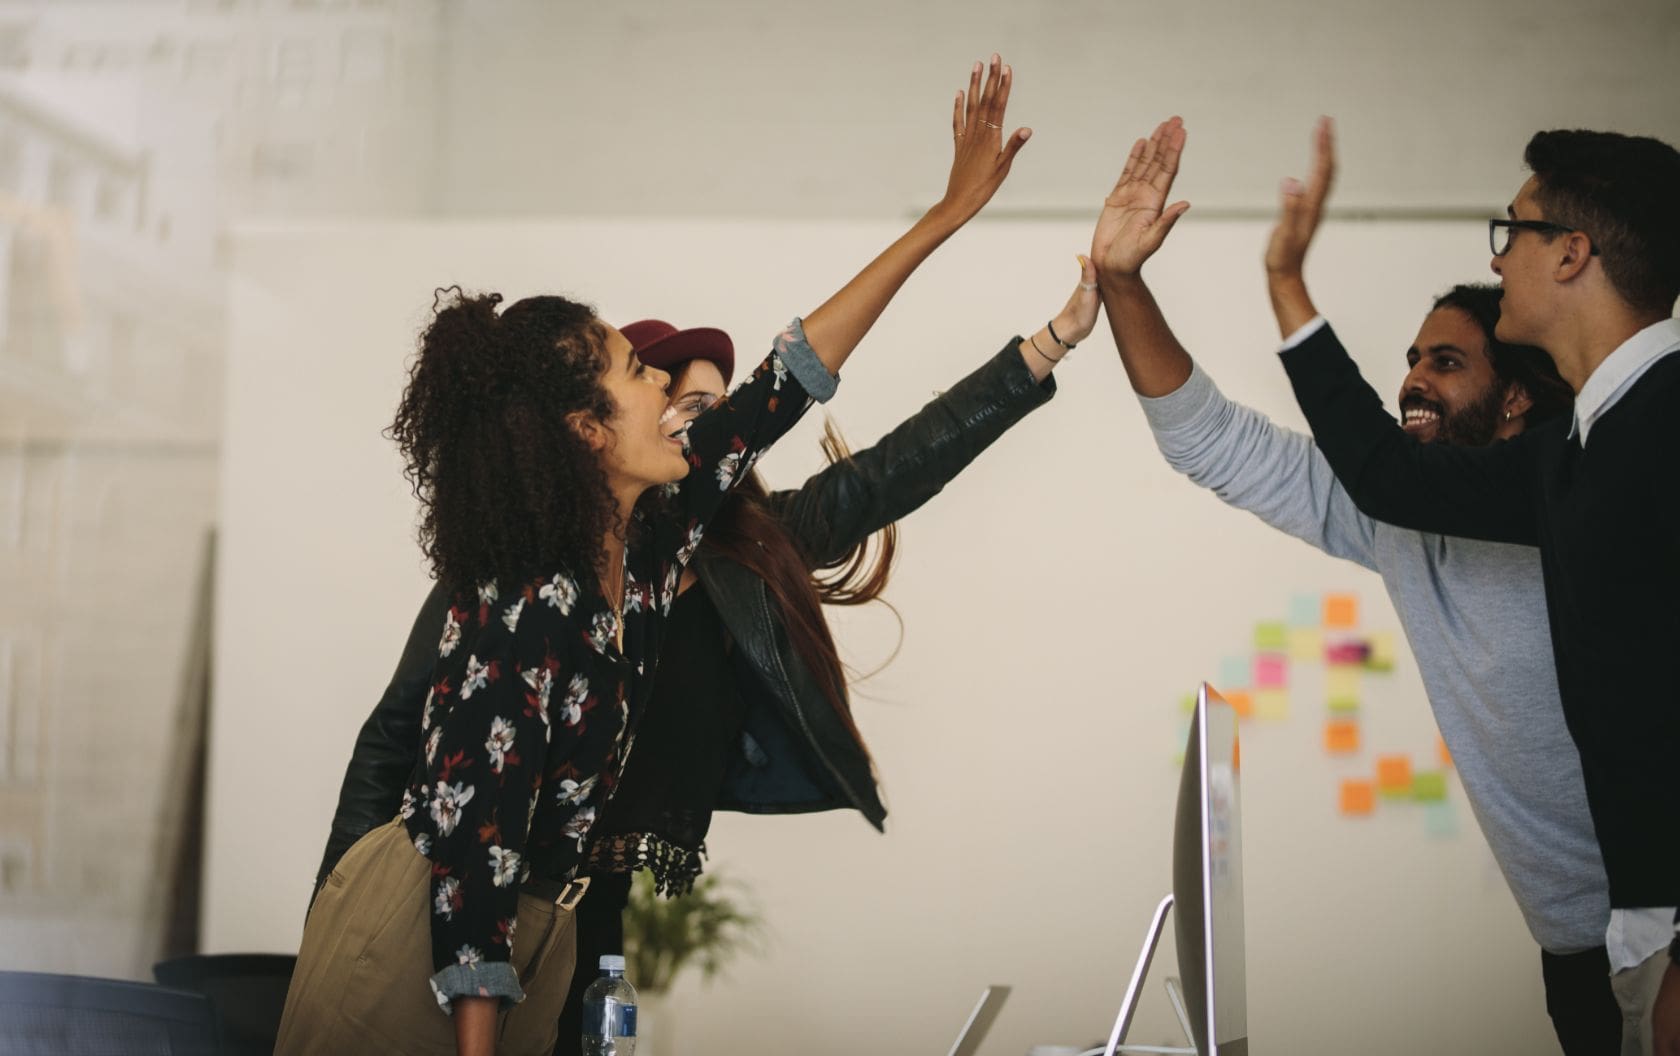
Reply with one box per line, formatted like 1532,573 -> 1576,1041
289,55 -> 1057,1056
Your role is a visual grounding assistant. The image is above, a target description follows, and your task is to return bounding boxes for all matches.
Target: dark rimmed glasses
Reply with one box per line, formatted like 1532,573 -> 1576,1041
1489,218 -> 1600,257
668,392 -> 719,418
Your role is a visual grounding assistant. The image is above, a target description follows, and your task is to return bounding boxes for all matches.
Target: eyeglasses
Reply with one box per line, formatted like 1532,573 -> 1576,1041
1488,218 -> 1600,257
668,392 -> 719,417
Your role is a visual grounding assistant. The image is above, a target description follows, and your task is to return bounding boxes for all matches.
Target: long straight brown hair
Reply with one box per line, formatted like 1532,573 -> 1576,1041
696,419 -> 894,759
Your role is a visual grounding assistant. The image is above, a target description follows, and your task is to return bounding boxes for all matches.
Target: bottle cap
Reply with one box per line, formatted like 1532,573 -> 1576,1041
599,954 -> 626,972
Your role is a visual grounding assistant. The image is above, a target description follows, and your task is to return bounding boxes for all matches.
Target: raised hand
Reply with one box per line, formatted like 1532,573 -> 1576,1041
936,54 -> 1032,227
1091,117 -> 1190,279
1264,116 -> 1336,280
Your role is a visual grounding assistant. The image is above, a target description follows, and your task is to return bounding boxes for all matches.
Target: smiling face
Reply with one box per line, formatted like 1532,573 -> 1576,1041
1397,307 -> 1515,447
588,325 -> 687,490
659,359 -> 727,440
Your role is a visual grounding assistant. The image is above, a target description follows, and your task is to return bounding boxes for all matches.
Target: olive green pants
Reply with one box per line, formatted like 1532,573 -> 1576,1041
276,819 -> 585,1056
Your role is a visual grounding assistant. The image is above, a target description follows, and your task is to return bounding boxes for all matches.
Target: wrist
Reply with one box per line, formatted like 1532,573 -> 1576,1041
1096,266 -> 1146,293
1052,310 -> 1090,346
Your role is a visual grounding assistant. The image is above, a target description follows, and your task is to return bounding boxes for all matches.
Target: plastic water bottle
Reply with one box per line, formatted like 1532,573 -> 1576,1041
581,954 -> 638,1055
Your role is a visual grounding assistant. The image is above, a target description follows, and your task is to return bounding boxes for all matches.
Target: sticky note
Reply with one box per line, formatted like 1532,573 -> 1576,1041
1288,593 -> 1320,627
1325,640 -> 1370,666
1324,594 -> 1358,628
1425,801 -> 1458,838
1363,631 -> 1396,673
1225,690 -> 1254,719
1326,667 -> 1361,712
1255,689 -> 1289,721
1437,735 -> 1453,768
1253,622 -> 1288,651
1178,694 -> 1197,714
1324,719 -> 1359,754
1254,653 -> 1287,688
1412,770 -> 1447,802
1339,778 -> 1375,816
1218,656 -> 1250,690
1288,628 -> 1323,662
1376,754 -> 1412,794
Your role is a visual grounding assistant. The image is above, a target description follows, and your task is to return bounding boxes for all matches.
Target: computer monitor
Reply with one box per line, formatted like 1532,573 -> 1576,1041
1102,683 -> 1248,1056
1174,683 -> 1247,1055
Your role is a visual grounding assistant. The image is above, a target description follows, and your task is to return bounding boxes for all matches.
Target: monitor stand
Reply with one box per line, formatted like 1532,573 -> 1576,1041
1098,894 -> 1197,1056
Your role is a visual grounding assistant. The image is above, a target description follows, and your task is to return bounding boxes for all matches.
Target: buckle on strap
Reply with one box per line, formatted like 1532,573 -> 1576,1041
555,876 -> 589,911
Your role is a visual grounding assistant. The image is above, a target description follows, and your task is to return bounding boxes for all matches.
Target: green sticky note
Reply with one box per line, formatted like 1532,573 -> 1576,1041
1254,621 -> 1288,651
1412,771 -> 1447,802
1178,694 -> 1197,714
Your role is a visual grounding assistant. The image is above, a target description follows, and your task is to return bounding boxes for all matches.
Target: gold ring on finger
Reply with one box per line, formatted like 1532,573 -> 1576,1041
982,121 -> 1002,129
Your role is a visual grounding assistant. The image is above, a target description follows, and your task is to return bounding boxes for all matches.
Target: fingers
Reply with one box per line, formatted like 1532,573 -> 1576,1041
1112,137 -> 1148,196
964,59 -> 982,130
952,91 -> 964,142
976,54 -> 1000,125
998,127 -> 1032,167
1152,119 -> 1186,192
1155,200 -> 1191,242
990,61 -> 1013,129
1307,115 -> 1337,205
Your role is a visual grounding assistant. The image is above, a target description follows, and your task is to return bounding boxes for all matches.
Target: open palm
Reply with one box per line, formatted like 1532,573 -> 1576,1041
1091,117 -> 1189,277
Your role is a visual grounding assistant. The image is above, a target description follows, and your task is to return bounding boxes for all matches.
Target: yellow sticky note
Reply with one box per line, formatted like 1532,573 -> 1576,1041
1366,630 -> 1397,672
1327,667 -> 1361,712
1339,778 -> 1376,816
1255,689 -> 1289,721
1288,628 -> 1324,663
1324,718 -> 1360,754
1325,593 -> 1359,628
1253,622 -> 1288,651
1178,694 -> 1197,714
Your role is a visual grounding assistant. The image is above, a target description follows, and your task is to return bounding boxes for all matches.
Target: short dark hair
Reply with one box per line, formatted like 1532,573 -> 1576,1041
1524,129 -> 1680,315
1432,283 -> 1573,426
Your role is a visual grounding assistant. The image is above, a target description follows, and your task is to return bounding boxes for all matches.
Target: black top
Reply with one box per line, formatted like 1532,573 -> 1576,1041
1280,322 -> 1680,914
585,585 -> 748,894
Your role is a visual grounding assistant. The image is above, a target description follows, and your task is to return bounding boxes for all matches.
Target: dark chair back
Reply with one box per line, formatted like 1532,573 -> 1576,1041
152,953 -> 296,1056
0,971 -> 217,1056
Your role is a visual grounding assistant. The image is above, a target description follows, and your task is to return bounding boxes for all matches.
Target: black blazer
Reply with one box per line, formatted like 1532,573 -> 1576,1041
313,342 -> 1055,892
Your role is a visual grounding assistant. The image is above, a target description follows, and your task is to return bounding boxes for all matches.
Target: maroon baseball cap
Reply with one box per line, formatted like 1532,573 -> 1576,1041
619,319 -> 735,386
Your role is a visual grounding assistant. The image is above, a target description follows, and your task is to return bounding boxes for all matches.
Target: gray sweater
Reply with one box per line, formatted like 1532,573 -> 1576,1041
1140,363 -> 1609,954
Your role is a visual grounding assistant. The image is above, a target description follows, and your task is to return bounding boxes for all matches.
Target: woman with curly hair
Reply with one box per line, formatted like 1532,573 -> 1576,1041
279,54 -> 1031,1056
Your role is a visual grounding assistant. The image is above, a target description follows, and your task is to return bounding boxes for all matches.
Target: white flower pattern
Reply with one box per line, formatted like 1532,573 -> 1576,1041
539,573 -> 577,614
394,335 -> 813,1007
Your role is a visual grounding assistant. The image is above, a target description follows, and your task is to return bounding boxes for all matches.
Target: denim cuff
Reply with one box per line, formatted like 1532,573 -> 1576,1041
772,317 -> 838,403
429,959 -> 524,1015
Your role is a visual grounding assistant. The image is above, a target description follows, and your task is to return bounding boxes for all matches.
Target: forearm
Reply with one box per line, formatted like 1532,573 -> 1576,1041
801,204 -> 965,377
1267,271 -> 1319,341
1098,272 -> 1192,397
452,996 -> 496,1056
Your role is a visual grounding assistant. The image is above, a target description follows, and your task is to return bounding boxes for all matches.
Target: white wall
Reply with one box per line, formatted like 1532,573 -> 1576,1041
211,216 -> 1556,1055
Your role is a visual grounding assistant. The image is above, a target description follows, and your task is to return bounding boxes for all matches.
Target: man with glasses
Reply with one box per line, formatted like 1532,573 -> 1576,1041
1274,125 -> 1680,1055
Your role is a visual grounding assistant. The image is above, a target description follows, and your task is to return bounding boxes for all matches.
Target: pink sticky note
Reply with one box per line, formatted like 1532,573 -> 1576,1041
1253,653 -> 1287,688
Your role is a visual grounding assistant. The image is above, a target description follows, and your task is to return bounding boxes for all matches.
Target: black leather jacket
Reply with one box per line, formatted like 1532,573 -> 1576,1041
314,341 -> 1055,891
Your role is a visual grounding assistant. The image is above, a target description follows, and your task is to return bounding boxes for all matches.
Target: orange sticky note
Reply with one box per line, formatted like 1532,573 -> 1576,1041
1324,593 -> 1359,628
1225,690 -> 1254,719
1339,778 -> 1375,816
1376,754 -> 1413,791
1437,735 -> 1452,768
1324,718 -> 1360,754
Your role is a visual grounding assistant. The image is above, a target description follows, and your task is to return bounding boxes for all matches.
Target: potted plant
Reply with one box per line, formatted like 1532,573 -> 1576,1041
621,869 -> 765,1054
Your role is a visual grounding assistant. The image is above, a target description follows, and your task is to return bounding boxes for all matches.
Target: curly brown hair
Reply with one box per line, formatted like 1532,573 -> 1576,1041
388,289 -> 618,592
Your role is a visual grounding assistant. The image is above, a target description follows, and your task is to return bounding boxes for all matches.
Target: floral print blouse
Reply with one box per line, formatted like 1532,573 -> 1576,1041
401,320 -> 834,1012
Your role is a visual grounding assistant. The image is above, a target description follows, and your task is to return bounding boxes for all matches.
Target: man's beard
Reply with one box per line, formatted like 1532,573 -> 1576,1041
1401,384 -> 1506,446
